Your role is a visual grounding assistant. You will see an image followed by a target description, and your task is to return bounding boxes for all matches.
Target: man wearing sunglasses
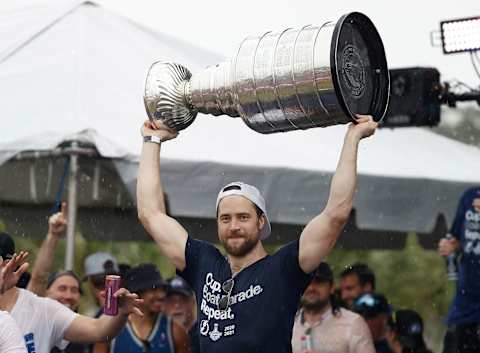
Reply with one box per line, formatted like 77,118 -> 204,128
137,115 -> 377,353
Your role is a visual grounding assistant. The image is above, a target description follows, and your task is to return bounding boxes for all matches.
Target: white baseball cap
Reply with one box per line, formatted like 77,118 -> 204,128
216,181 -> 271,240
83,252 -> 119,278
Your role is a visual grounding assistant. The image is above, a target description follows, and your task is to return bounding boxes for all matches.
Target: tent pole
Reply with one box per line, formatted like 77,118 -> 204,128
65,142 -> 79,271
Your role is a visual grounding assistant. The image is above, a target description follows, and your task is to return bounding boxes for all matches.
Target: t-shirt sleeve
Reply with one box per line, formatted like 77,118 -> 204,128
43,298 -> 78,349
0,312 -> 27,353
450,189 -> 470,239
177,236 -> 219,291
349,315 -> 375,353
274,240 -> 311,291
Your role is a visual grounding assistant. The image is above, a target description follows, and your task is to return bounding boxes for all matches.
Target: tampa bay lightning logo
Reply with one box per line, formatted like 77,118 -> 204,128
200,320 -> 209,336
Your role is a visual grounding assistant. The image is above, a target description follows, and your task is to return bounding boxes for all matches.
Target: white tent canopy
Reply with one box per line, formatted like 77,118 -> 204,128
1,0 -> 480,251
0,0 -> 221,158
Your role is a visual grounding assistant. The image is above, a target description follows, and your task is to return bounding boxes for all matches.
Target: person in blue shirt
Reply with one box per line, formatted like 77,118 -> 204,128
136,115 -> 377,353
110,264 -> 190,353
438,187 -> 480,353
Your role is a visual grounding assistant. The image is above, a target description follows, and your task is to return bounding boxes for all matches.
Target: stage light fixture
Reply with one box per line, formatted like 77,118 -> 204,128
440,16 -> 480,54
382,68 -> 441,128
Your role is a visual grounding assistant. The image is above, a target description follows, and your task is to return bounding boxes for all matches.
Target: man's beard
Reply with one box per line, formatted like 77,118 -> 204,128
300,297 -> 331,312
222,235 -> 259,257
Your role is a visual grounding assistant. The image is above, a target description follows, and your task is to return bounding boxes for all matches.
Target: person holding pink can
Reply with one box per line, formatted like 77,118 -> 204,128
110,264 -> 191,353
0,233 -> 143,353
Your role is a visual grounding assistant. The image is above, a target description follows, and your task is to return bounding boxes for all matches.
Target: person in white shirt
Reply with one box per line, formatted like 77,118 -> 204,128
1,250 -> 28,353
292,262 -> 375,353
0,233 -> 143,353
0,310 -> 27,353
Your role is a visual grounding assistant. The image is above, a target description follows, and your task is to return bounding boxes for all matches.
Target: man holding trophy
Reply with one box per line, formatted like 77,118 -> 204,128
138,12 -> 388,353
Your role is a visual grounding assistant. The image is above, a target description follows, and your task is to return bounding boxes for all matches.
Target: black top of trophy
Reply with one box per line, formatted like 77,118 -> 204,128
330,12 -> 390,123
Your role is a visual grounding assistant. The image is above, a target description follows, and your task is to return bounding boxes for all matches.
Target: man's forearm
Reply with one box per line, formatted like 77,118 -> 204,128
324,132 -> 360,220
136,128 -> 188,270
137,143 -> 166,218
65,314 -> 129,343
93,314 -> 129,341
27,233 -> 59,296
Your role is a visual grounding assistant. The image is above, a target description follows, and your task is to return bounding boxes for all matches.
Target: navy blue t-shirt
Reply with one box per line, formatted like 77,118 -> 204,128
447,187 -> 480,325
178,236 -> 310,353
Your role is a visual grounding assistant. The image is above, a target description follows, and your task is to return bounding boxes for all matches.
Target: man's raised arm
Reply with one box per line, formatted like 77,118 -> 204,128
137,121 -> 188,270
299,115 -> 377,273
27,203 -> 67,296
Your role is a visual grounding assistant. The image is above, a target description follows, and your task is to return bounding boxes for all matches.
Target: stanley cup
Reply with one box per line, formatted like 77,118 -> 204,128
144,12 -> 390,134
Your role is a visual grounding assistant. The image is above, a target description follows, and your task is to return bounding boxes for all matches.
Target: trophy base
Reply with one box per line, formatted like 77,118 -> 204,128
331,12 -> 390,123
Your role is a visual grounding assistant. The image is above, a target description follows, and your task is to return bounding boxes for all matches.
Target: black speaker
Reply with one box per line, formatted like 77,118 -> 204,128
381,67 -> 441,127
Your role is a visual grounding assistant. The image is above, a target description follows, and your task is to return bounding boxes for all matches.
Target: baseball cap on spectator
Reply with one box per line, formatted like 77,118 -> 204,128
353,293 -> 391,319
392,309 -> 426,349
0,232 -> 15,260
311,262 -> 334,284
216,181 -> 271,240
124,264 -> 167,293
83,252 -> 119,279
168,276 -> 193,297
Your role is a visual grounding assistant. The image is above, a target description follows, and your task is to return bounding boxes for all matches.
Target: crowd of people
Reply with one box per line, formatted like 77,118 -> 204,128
0,116 -> 478,353
0,227 -> 197,353
0,229 -> 436,353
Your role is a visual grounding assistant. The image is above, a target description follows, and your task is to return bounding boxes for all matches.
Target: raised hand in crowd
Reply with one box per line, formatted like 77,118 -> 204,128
48,202 -> 68,237
438,235 -> 460,257
114,288 -> 144,317
27,202 -> 67,296
0,251 -> 29,295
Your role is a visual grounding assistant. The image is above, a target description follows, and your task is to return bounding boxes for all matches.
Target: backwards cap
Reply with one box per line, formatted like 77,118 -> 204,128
216,182 -> 271,240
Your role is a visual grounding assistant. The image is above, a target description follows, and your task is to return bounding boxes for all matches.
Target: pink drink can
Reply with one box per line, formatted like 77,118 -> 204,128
104,275 -> 121,316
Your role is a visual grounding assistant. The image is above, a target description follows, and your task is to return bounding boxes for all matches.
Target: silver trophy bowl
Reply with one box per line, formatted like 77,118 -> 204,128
144,12 -> 389,133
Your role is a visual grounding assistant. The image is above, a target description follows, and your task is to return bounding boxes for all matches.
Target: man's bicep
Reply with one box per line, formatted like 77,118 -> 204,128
299,212 -> 345,273
44,297 -> 78,345
142,212 -> 188,270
